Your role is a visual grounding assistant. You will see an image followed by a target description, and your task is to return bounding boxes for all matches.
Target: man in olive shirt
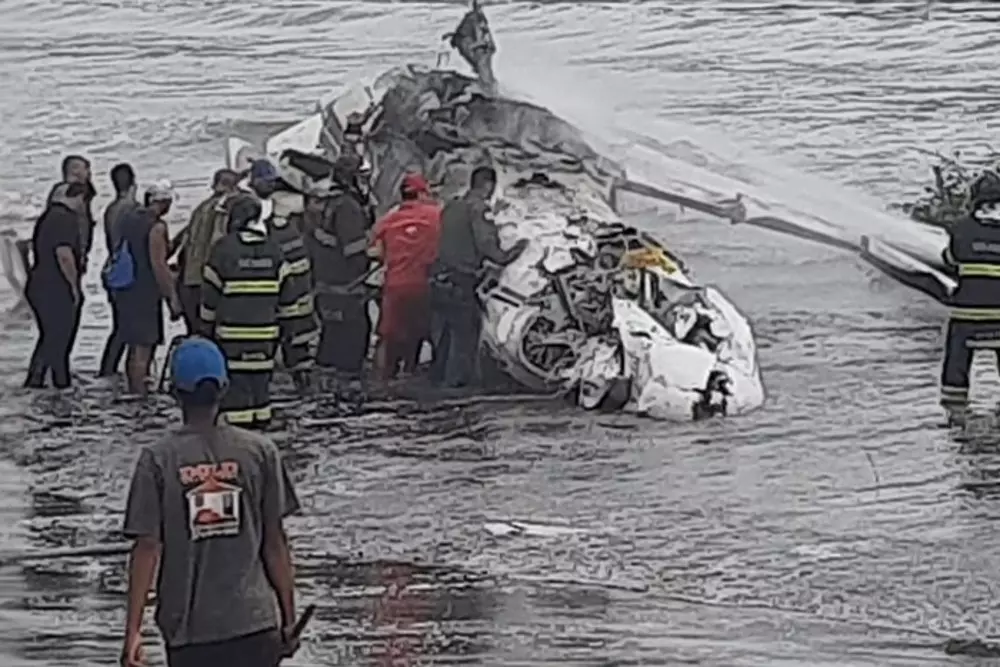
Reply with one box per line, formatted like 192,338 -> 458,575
172,169 -> 239,333
120,337 -> 300,667
429,165 -> 526,387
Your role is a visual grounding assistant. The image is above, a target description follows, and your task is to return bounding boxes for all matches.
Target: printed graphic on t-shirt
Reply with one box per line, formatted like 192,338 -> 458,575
178,461 -> 243,541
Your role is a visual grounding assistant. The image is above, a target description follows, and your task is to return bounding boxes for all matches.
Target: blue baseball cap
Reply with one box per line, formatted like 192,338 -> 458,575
170,337 -> 229,393
250,159 -> 279,182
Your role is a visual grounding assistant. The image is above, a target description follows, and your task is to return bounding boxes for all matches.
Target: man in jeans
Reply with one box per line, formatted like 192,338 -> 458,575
429,166 -> 526,387
120,337 -> 300,667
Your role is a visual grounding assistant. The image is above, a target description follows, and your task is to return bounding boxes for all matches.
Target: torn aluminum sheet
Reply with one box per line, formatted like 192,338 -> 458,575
226,4 -> 765,421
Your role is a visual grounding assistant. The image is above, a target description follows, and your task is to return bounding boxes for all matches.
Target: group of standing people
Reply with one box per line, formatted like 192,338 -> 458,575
22,150 -> 527,427
15,150 -> 535,666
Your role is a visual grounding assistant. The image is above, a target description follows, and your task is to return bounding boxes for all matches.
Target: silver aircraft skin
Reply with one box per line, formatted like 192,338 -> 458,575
238,2 -> 765,420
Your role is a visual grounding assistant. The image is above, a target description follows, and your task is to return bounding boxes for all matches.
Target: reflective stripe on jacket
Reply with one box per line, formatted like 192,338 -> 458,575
946,214 -> 1000,319
199,229 -> 312,373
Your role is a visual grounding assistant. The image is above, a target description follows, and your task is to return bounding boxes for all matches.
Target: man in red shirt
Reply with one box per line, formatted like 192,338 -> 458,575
370,173 -> 442,381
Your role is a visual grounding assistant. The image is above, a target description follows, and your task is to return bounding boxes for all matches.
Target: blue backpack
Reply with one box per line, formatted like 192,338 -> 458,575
102,238 -> 136,291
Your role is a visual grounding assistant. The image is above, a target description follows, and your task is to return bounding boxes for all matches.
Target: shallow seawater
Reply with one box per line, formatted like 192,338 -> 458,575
2,1 -> 1000,665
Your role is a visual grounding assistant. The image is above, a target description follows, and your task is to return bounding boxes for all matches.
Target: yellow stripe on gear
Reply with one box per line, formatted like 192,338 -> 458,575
228,358 -> 276,371
278,294 -> 315,319
223,406 -> 273,424
223,279 -> 280,295
238,231 -> 267,244
950,308 -> 1000,321
215,325 -> 280,341
958,263 -> 1000,278
284,257 -> 311,277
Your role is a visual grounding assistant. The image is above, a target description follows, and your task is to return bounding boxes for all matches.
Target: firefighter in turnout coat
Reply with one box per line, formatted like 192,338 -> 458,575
266,192 -> 319,389
199,195 -> 312,429
249,159 -> 319,390
306,155 -> 373,376
940,171 -> 1000,426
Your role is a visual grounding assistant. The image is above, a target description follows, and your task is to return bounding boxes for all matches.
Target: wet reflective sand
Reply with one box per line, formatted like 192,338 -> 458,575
2,1 -> 1000,665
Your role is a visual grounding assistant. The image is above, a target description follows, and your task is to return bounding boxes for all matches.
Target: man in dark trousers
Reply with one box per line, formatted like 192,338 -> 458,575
120,336 -> 300,667
429,166 -> 526,388
199,195 -> 314,429
23,183 -> 87,389
99,163 -> 140,377
305,155 -> 372,377
939,171 -> 1000,427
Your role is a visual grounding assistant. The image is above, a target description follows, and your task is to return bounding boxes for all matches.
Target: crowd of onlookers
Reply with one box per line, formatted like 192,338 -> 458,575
22,152 -> 526,425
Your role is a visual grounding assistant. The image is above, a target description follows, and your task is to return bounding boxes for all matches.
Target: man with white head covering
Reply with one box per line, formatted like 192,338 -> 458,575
115,180 -> 183,396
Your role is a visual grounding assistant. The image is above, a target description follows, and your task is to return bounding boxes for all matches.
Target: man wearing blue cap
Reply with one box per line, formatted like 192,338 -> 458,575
120,336 -> 300,667
249,159 -> 280,199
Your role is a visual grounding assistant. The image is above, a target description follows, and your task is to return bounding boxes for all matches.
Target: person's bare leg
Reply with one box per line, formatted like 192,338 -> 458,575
126,345 -> 152,396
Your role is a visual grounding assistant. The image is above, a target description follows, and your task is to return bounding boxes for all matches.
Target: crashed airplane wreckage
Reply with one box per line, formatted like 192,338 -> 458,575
226,3 -> 765,421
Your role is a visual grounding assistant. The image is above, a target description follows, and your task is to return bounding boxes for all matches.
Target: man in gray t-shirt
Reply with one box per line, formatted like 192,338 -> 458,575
120,336 -> 301,667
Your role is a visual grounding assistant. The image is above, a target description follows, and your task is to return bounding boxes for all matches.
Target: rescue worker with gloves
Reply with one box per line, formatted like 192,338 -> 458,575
198,195 -> 314,430
305,154 -> 373,378
429,165 -> 527,388
940,170 -> 1000,426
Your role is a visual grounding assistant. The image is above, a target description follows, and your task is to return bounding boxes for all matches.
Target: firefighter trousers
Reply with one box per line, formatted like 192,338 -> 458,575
940,318 -> 1000,408
221,369 -> 273,429
316,294 -> 370,376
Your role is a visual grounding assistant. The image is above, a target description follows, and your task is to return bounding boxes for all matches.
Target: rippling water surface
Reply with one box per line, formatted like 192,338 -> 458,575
2,1 -> 1000,665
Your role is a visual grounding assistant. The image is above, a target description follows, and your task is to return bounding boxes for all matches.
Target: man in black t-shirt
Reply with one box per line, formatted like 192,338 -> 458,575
24,182 -> 86,389
46,155 -> 97,266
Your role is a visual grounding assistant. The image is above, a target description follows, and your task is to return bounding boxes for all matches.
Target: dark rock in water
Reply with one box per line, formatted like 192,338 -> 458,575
943,638 -> 1000,657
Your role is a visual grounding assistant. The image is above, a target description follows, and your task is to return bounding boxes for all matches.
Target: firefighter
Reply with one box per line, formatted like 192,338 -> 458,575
198,195 -> 313,430
940,170 -> 1000,426
306,155 -> 373,378
251,160 -> 319,392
